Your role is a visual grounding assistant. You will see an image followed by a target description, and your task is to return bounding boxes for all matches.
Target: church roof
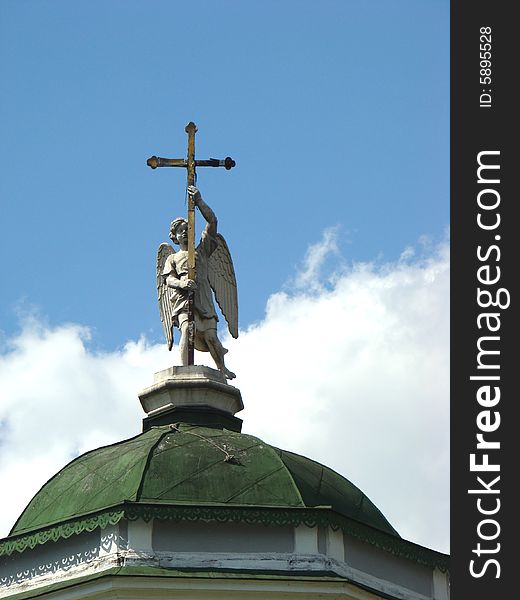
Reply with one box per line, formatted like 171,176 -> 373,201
10,423 -> 398,538
2,421 -> 450,571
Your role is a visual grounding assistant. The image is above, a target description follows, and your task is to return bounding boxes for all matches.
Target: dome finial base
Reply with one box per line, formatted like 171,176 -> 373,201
138,365 -> 244,432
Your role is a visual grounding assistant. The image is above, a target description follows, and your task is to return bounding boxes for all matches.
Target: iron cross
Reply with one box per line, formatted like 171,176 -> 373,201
147,122 -> 236,365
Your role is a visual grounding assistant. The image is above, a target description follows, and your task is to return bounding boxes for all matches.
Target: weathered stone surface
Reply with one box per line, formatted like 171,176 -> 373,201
138,365 -> 243,415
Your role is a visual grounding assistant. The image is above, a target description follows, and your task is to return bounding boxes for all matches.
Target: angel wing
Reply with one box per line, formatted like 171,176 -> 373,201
157,243 -> 175,350
208,233 -> 238,338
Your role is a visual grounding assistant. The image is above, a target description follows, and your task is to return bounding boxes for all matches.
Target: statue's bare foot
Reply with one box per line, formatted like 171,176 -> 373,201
221,367 -> 236,380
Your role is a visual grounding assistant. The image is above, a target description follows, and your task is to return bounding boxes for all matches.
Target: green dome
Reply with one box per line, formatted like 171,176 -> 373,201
11,423 -> 398,538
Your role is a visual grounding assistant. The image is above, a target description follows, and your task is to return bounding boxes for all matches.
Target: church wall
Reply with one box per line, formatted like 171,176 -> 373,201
343,533 -> 433,597
152,520 -> 294,553
317,526 -> 327,554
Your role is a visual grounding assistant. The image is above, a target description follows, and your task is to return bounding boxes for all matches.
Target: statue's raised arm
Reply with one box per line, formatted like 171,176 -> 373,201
190,187 -> 238,338
156,186 -> 238,379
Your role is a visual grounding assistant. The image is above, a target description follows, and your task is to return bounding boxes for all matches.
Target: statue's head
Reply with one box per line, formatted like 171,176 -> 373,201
169,217 -> 188,245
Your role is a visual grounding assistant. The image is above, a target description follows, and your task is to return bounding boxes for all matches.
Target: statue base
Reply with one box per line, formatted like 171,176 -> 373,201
138,365 -> 243,433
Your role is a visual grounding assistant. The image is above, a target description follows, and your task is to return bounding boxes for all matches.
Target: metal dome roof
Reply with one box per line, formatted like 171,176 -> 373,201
11,423 -> 398,538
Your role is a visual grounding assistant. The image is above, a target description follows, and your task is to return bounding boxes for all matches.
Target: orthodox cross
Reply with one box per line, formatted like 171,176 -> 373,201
147,122 -> 236,365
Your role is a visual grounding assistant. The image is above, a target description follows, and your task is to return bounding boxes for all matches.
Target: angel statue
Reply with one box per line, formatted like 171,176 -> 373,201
157,185 -> 238,379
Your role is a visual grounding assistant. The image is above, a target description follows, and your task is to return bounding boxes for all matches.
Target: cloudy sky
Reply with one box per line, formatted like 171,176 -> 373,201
1,1 -> 449,553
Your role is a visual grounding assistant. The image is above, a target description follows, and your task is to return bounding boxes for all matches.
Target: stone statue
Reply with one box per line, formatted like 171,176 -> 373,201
157,185 -> 238,379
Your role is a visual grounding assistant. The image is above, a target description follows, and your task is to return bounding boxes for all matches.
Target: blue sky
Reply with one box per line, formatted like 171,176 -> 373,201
0,1 -> 449,551
1,0 -> 448,348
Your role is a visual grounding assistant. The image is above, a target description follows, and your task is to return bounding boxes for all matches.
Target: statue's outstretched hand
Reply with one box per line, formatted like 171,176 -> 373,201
187,185 -> 201,204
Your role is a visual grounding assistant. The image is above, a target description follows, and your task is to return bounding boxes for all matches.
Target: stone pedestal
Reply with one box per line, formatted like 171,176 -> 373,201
138,365 -> 243,432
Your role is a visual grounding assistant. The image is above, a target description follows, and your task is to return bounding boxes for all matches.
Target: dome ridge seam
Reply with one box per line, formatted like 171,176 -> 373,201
135,429 -> 172,502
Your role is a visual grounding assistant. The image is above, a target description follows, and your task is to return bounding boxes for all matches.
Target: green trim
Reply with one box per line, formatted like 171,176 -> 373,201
0,510 -> 124,557
0,502 -> 448,571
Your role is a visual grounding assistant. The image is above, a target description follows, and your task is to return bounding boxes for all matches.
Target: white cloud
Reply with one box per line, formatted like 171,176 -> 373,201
227,233 -> 449,552
292,226 -> 340,291
0,232 -> 449,554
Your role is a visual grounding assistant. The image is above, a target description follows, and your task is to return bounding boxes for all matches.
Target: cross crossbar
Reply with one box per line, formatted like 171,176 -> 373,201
147,157 -> 236,169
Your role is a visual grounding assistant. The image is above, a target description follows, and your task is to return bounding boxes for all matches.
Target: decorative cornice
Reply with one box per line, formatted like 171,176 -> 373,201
0,503 -> 449,572
0,510 -> 124,557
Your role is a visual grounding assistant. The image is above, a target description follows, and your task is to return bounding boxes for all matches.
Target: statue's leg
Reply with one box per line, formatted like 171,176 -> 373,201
204,330 -> 235,379
178,315 -> 189,366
